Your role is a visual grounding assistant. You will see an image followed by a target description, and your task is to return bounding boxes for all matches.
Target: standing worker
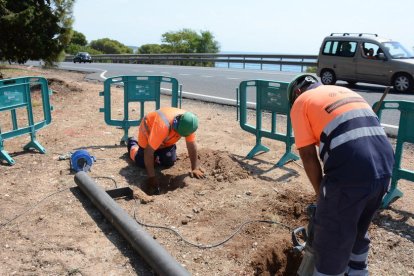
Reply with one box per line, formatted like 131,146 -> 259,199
127,107 -> 205,194
289,75 -> 394,276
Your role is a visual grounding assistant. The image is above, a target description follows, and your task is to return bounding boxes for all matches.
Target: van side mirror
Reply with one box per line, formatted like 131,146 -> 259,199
377,53 -> 387,60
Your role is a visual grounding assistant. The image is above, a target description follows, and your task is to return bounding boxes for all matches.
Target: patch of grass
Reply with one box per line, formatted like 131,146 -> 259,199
32,100 -> 42,108
0,66 -> 33,77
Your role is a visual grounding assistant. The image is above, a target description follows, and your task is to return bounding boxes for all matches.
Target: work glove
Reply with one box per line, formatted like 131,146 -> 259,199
190,167 -> 206,179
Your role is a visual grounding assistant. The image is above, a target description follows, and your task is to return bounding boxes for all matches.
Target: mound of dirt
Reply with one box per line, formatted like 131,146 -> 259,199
47,77 -> 83,93
198,149 -> 251,183
153,149 -> 251,194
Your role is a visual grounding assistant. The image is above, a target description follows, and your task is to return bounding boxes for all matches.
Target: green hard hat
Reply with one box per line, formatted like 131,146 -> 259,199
176,112 -> 198,137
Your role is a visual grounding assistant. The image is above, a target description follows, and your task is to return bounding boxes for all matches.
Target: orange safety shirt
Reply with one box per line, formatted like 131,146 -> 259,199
291,85 -> 371,148
138,107 -> 196,150
291,85 -> 394,182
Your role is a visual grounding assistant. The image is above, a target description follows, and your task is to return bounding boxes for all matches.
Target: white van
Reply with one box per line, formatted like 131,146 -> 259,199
317,33 -> 414,93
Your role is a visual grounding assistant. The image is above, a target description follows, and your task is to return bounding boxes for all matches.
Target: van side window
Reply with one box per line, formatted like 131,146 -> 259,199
362,42 -> 380,59
323,41 -> 338,55
322,40 -> 357,57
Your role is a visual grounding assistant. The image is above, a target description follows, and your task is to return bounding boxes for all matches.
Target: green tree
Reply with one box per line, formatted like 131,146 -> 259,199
65,30 -> 102,55
70,30 -> 87,46
197,31 -> 220,53
0,0 -> 74,64
162,29 -> 198,53
89,38 -> 133,54
137,44 -> 164,54
161,28 -> 220,53
65,44 -> 102,55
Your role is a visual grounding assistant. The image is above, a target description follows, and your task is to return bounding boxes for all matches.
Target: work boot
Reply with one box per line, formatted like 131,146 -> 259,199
127,136 -> 138,154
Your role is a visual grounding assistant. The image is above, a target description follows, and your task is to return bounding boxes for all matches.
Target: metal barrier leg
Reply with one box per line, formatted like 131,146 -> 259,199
246,144 -> 269,159
246,134 -> 269,159
276,136 -> 299,167
382,187 -> 403,208
0,137 -> 15,165
23,131 -> 46,153
0,149 -> 15,165
23,139 -> 46,153
120,127 -> 129,145
381,179 -> 404,208
276,152 -> 299,167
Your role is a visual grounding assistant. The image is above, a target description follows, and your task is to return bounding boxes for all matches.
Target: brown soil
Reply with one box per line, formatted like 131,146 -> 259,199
0,66 -> 413,276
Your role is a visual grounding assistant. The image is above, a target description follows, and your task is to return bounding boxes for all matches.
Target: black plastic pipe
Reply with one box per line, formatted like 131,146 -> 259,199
74,171 -> 190,276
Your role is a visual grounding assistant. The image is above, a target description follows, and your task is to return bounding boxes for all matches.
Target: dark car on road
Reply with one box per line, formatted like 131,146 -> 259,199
73,52 -> 92,63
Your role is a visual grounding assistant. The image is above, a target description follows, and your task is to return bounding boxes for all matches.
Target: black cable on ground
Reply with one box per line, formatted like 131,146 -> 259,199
0,186 -> 70,228
2,175 -> 293,250
132,199 -> 292,249
0,176 -> 118,229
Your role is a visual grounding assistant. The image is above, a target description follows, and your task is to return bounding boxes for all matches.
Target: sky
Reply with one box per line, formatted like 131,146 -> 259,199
73,0 -> 414,55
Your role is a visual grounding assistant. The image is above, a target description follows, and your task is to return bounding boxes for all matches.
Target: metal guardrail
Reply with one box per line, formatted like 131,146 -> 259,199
65,53 -> 318,72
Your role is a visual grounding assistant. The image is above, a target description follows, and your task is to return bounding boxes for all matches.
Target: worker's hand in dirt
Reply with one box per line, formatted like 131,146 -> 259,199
141,176 -> 160,196
190,167 -> 206,179
147,176 -> 158,185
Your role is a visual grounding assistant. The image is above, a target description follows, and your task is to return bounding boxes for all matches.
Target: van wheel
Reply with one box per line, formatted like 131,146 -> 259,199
321,70 -> 336,85
393,73 -> 413,93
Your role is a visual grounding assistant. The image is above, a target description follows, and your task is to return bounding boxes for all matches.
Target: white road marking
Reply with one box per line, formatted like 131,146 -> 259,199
61,65 -> 105,71
201,75 -> 213,78
161,88 -> 255,106
227,77 -> 240,80
100,70 -> 107,79
179,73 -> 191,76
381,123 -> 398,129
60,65 -> 108,79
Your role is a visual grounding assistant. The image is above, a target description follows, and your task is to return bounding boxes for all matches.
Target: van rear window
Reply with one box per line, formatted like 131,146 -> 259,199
323,40 -> 357,57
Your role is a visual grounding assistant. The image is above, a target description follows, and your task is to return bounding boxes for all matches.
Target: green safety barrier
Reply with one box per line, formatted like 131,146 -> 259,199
373,100 -> 414,208
237,80 -> 298,166
99,76 -> 182,144
0,76 -> 52,165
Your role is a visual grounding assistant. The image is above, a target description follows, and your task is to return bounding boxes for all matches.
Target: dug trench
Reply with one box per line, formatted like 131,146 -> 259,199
130,148 -> 313,275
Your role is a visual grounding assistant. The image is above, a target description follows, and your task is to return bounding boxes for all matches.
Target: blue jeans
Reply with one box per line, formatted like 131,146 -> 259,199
312,176 -> 389,275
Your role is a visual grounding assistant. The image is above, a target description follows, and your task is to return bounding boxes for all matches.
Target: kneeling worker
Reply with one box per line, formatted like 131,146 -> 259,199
127,107 -> 205,193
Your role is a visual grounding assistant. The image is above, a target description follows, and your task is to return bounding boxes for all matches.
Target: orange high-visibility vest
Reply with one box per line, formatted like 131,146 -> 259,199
138,107 -> 196,149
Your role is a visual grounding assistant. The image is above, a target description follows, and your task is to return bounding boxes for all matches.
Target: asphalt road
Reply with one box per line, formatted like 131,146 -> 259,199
28,61 -> 414,135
